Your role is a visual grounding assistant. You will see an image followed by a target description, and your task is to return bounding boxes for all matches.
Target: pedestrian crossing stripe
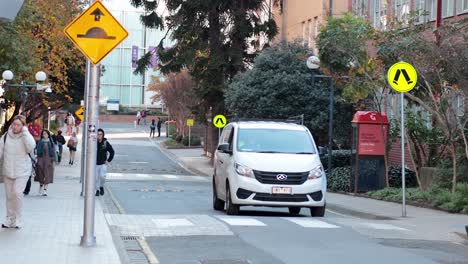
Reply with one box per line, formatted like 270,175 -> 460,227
360,223 -> 409,231
216,216 -> 267,226
284,218 -> 340,228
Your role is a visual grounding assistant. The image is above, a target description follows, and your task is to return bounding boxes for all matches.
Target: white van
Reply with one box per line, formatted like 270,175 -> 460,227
212,121 -> 327,216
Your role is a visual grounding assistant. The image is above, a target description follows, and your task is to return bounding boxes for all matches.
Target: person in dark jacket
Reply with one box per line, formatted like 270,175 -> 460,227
95,128 -> 114,196
55,130 -> 66,163
157,117 -> 162,137
35,130 -> 55,196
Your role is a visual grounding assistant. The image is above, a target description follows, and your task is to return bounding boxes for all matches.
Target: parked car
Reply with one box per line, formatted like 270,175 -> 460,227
212,121 -> 326,216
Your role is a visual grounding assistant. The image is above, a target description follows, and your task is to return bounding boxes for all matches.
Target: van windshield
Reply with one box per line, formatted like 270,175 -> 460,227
237,128 -> 316,154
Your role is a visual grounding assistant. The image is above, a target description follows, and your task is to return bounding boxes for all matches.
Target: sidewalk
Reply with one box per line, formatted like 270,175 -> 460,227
162,146 -> 468,244
0,137 -> 121,264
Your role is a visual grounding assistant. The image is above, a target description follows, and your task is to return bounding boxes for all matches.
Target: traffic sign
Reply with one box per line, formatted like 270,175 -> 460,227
187,119 -> 194,127
213,114 -> 227,128
64,1 -> 128,65
75,106 -> 85,121
387,62 -> 418,93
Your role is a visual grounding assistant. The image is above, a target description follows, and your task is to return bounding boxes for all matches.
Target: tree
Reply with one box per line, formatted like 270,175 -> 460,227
0,0 -> 85,132
225,41 -> 354,146
130,0 -> 278,113
147,70 -> 197,136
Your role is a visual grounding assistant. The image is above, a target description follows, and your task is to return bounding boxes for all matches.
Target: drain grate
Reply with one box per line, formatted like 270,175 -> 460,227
121,235 -> 140,241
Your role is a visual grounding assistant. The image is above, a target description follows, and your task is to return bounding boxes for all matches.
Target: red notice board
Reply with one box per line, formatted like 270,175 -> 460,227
358,124 -> 387,156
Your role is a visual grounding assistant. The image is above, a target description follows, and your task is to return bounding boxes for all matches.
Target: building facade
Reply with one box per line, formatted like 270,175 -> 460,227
272,0 -> 349,52
99,0 -> 168,108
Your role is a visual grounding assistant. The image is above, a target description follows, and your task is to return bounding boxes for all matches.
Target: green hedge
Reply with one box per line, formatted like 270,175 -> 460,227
388,166 -> 418,188
327,166 -> 351,192
320,150 -> 352,170
182,135 -> 201,146
367,184 -> 468,214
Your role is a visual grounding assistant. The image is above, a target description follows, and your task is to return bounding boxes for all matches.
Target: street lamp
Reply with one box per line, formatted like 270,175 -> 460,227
307,56 -> 334,177
2,70 -> 51,115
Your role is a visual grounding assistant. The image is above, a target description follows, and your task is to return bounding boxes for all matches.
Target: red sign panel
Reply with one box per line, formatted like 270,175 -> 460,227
358,124 -> 387,156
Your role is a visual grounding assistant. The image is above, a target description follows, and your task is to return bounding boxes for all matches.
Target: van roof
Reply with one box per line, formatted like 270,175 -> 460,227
233,121 -> 307,131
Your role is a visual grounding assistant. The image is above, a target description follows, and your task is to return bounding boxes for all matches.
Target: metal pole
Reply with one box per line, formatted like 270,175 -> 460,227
47,108 -> 50,130
80,60 -> 91,196
401,92 -> 406,217
80,62 -> 100,247
328,79 -> 334,177
189,126 -> 191,147
329,0 -> 333,17
22,81 -> 26,115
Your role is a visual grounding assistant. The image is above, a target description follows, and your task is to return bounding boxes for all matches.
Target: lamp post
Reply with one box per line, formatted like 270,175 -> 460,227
2,70 -> 51,117
307,56 -> 334,177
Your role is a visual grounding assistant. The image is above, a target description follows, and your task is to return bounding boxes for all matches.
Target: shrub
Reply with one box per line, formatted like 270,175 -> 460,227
388,166 -> 418,188
321,150 -> 352,170
182,135 -> 201,146
327,166 -> 351,192
176,134 -> 183,143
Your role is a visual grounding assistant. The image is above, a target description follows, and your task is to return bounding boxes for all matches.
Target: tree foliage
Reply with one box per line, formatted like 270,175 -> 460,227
225,41 -> 354,146
130,0 -> 278,112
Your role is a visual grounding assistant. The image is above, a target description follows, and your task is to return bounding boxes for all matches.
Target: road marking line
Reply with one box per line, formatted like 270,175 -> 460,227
151,218 -> 194,228
162,175 -> 178,179
326,209 -> 357,218
106,186 -> 161,264
284,218 -> 340,228
129,161 -> 149,164
216,216 -> 266,226
361,223 -> 409,231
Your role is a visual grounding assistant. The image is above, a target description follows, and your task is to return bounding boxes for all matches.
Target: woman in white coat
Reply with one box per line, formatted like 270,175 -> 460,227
0,115 -> 36,229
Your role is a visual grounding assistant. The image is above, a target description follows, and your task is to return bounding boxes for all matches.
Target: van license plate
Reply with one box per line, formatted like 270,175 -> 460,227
272,187 -> 291,194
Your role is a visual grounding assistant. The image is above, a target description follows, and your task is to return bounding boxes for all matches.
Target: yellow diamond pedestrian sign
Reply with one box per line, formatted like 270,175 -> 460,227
75,106 -> 85,121
387,62 -> 418,93
64,1 -> 128,65
187,119 -> 194,127
213,114 -> 227,128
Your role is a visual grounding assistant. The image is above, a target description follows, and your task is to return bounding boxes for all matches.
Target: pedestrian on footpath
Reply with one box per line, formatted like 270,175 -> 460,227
34,130 -> 55,196
67,132 -> 78,165
141,110 -> 147,126
136,111 -> 141,126
157,117 -> 162,137
96,129 -> 115,196
66,113 -> 75,136
150,119 -> 156,138
55,130 -> 66,163
0,115 -> 36,229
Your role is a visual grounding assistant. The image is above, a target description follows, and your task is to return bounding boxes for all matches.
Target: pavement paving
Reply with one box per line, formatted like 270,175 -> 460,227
0,131 -> 122,264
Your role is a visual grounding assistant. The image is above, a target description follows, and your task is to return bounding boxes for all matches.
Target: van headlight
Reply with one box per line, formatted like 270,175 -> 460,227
308,165 -> 324,180
235,163 -> 254,178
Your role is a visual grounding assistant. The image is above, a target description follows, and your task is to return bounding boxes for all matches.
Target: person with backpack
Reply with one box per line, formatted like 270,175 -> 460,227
67,132 -> 78,165
0,115 -> 36,229
96,129 -> 114,196
149,119 -> 156,138
34,130 -> 56,196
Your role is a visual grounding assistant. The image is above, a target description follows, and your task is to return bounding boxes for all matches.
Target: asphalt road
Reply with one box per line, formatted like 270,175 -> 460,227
102,123 -> 468,264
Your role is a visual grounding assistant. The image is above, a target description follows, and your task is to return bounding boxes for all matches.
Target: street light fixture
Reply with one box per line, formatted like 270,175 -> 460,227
307,56 -> 334,177
1,69 -> 51,115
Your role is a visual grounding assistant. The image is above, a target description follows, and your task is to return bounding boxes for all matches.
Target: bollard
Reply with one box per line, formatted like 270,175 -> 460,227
134,120 -> 137,128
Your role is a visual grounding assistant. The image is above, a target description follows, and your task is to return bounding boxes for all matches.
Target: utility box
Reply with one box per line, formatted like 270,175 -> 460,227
351,111 -> 389,192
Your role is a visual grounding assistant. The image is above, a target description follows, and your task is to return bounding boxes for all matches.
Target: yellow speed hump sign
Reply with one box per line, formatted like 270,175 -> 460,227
387,62 -> 418,93
64,1 -> 128,65
213,114 -> 227,128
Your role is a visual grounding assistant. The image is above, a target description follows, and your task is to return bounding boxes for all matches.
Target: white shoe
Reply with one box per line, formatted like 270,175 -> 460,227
42,189 -> 47,196
2,217 -> 15,228
38,185 -> 44,196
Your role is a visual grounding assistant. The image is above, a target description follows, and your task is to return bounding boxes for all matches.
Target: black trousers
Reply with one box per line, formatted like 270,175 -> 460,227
157,127 -> 161,137
23,176 -> 32,195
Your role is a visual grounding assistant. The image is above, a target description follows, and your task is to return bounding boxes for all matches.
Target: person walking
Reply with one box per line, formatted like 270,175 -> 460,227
0,115 -> 36,229
96,129 -> 115,196
67,132 -> 78,165
34,130 -> 55,196
141,110 -> 147,126
157,117 -> 162,137
55,130 -> 66,164
136,111 -> 141,126
67,112 -> 75,136
150,119 -> 156,138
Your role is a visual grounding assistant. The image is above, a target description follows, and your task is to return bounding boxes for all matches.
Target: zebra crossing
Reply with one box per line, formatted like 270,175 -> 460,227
105,213 -> 411,237
107,172 -> 209,181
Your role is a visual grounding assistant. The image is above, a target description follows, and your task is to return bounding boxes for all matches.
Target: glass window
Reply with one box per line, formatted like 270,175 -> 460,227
101,48 -> 121,67
221,126 -> 233,145
237,129 -> 316,154
101,65 -> 122,85
130,85 -> 143,105
394,0 -> 411,22
442,0 -> 454,17
457,0 -> 468,14
100,85 -> 121,103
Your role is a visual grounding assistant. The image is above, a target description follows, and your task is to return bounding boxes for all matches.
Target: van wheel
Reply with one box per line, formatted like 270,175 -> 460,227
225,184 -> 240,215
310,204 -> 326,217
288,207 -> 301,215
212,178 -> 224,211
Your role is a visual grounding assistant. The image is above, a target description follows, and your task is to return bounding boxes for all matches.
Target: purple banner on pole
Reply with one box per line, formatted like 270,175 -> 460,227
131,45 -> 138,69
149,46 -> 158,68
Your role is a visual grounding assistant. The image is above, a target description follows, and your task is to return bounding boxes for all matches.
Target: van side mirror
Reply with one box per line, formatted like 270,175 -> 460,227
217,143 -> 232,155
